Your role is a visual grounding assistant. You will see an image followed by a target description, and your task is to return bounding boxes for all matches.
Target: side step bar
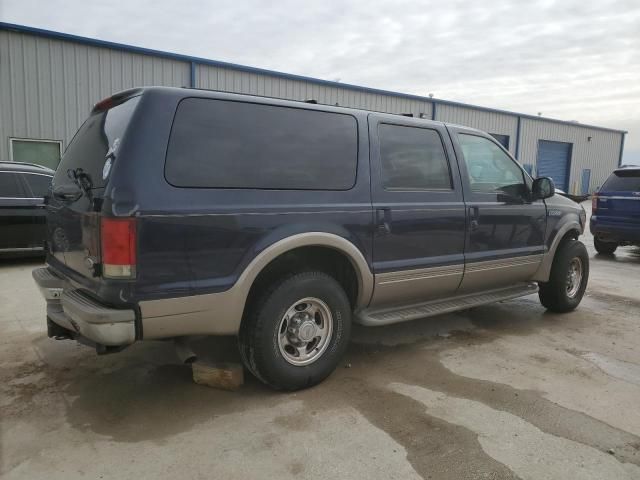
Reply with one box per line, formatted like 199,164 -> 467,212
356,283 -> 538,326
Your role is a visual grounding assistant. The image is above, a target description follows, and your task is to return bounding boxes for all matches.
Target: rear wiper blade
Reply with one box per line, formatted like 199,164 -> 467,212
67,168 -> 93,201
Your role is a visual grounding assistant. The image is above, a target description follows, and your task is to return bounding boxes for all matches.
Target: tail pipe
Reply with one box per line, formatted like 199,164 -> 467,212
174,337 -> 198,364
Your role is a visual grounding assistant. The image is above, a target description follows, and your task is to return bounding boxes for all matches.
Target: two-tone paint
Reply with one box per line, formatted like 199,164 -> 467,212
42,87 -> 585,346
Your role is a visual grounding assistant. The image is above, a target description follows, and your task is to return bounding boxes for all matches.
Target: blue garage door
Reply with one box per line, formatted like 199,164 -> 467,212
536,140 -> 572,191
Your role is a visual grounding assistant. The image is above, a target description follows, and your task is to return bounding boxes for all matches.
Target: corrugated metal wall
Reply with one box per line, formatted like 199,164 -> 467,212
434,104 -> 519,155
196,64 -> 434,117
0,26 -> 624,194
519,118 -> 623,194
0,29 -> 190,159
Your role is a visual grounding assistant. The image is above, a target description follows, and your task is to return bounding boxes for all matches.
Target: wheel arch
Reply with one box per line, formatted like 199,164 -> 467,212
533,221 -> 583,282
237,232 -> 374,311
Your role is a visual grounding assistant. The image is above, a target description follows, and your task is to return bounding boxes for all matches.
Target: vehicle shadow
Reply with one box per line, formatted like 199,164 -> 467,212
21,295 -> 565,444
592,247 -> 640,264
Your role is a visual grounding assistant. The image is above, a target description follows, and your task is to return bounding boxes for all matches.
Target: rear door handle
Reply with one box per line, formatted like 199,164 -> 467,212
376,208 -> 391,235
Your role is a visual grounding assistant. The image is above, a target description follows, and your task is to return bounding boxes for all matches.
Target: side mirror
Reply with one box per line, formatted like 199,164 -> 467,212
532,177 -> 555,200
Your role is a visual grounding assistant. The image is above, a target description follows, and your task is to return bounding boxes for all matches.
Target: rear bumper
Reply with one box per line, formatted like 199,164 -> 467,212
590,217 -> 640,243
33,267 -> 136,346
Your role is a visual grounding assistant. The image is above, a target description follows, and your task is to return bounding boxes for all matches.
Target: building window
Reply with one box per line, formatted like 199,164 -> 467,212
489,134 -> 510,150
9,138 -> 62,170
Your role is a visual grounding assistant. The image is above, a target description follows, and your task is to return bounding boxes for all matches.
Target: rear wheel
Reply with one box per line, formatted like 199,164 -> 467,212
538,239 -> 589,313
594,237 -> 617,255
239,271 -> 351,391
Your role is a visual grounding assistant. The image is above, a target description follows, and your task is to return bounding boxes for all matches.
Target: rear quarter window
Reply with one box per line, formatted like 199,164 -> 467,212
165,98 -> 358,190
601,171 -> 640,192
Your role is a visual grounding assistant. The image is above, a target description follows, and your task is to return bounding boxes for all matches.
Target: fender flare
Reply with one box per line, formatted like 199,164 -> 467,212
237,232 -> 374,308
533,221 -> 582,282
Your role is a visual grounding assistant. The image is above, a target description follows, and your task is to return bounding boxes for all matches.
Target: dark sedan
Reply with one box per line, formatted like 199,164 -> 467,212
0,161 -> 54,256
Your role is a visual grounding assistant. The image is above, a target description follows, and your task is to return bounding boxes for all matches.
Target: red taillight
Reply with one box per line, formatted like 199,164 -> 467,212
592,195 -> 598,213
101,217 -> 136,278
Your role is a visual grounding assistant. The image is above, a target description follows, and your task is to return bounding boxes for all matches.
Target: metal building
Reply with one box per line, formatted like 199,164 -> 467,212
0,22 -> 626,194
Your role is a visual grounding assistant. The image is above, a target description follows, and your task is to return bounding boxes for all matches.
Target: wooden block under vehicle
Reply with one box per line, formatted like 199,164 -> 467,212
192,361 -> 244,391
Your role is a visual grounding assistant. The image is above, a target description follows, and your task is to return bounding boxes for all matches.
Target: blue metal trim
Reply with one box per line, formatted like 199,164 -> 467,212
432,101 -> 437,120
190,62 -> 196,88
515,116 -> 521,160
0,21 -> 628,135
618,132 -> 626,166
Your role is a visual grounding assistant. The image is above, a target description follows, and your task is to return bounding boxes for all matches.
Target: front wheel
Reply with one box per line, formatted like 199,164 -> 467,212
594,237 -> 617,255
538,239 -> 589,313
239,271 -> 352,391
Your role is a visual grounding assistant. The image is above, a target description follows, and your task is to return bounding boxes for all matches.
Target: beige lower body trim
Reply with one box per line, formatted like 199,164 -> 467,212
371,254 -> 543,308
458,255 -> 543,293
140,232 -> 375,339
140,288 -> 242,338
371,264 -> 463,308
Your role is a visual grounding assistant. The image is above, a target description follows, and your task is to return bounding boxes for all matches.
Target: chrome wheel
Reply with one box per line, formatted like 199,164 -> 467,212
566,257 -> 583,298
277,297 -> 333,366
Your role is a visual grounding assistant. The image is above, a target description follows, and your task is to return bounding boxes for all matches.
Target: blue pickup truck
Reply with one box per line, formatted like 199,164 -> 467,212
591,166 -> 640,254
33,87 -> 589,390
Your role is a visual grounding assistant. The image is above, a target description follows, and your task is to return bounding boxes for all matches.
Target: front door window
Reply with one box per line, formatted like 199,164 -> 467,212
458,134 -> 527,200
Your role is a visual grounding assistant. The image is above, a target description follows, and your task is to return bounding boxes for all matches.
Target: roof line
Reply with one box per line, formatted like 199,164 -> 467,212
0,21 -> 627,135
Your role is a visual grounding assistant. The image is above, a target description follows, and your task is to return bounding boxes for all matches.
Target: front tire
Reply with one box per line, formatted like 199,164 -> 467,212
538,239 -> 589,313
239,271 -> 351,391
594,237 -> 617,255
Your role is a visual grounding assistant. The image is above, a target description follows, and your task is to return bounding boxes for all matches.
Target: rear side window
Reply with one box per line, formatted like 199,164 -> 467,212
0,172 -> 26,198
54,96 -> 141,190
165,98 -> 358,190
23,173 -> 52,197
378,124 -> 452,191
601,170 -> 640,192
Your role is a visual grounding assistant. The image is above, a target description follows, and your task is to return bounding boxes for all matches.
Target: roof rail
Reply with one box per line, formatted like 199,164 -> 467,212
0,161 -> 50,170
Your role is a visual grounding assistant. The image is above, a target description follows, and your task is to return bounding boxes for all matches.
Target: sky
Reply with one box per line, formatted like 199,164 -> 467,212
2,0 -> 639,164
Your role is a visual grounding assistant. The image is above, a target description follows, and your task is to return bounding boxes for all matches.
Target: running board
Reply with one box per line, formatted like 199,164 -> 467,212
356,283 -> 538,326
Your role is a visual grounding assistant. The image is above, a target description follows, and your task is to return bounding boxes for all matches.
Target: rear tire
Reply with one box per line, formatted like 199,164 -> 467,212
238,271 -> 351,391
538,239 -> 589,313
594,237 -> 617,255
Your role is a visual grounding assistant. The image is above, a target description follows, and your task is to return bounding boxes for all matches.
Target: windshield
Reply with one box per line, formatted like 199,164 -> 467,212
53,95 -> 141,190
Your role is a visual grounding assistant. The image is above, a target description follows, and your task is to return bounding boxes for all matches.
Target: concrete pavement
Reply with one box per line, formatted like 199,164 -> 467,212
2,201 -> 640,479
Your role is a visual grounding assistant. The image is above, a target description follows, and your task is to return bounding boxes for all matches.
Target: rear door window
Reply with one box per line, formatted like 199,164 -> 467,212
54,95 -> 141,190
378,124 -> 452,191
0,172 -> 26,198
601,170 -> 640,192
165,98 -> 358,190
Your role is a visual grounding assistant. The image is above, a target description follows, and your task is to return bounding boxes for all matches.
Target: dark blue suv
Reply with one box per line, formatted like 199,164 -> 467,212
34,87 -> 589,390
591,166 -> 640,254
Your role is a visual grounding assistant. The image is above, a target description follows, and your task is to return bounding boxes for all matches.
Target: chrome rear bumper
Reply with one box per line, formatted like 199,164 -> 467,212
32,267 -> 136,346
